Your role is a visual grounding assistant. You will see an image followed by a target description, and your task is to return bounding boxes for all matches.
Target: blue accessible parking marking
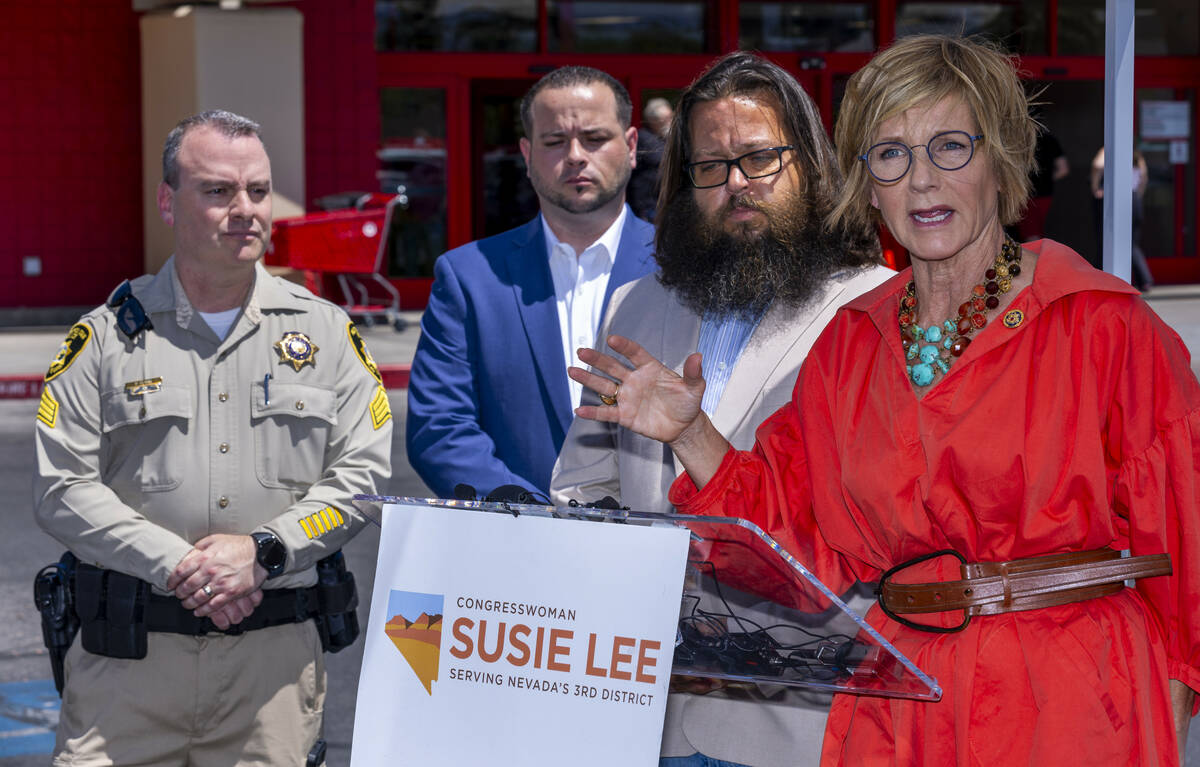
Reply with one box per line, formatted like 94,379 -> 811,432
0,679 -> 58,757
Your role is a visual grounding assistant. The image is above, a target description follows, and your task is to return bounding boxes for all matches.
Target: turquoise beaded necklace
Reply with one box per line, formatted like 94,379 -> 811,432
899,236 -> 1021,387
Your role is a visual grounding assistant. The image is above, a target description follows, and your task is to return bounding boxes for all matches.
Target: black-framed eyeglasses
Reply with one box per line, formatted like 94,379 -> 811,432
106,280 -> 153,339
859,131 -> 984,183
685,145 -> 795,189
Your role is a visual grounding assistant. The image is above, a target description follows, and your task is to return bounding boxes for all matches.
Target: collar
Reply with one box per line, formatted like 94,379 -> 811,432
540,204 -> 628,264
141,257 -> 304,330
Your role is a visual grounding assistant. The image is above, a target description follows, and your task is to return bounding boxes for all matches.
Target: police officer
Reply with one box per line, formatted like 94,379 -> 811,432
33,110 -> 392,766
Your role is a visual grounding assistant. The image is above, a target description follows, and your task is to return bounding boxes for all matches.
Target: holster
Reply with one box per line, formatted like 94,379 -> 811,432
33,552 -> 81,694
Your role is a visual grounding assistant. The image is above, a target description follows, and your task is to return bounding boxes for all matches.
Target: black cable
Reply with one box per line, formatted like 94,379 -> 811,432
674,559 -> 866,681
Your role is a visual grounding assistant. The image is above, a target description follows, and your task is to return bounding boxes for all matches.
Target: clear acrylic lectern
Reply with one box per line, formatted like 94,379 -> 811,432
357,496 -> 941,702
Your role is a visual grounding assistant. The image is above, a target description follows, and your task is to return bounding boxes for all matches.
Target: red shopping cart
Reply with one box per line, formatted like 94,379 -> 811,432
268,193 -> 408,331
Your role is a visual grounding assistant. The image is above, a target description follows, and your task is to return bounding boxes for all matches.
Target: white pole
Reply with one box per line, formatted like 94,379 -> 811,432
1103,0 -> 1134,280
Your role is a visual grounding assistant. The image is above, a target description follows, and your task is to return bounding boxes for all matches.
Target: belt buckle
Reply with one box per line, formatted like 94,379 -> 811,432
876,548 -> 971,634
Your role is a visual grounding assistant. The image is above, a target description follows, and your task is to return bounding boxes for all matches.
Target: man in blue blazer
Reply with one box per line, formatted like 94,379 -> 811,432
407,66 -> 657,499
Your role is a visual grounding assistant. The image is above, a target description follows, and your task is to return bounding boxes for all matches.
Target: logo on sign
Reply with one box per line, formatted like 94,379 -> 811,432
384,590 -> 444,695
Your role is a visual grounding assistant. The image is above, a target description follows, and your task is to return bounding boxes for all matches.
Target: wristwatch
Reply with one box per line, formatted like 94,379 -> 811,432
250,531 -> 287,579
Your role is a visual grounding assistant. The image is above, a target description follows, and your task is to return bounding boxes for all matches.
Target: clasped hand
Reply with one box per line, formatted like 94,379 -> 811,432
166,534 -> 267,630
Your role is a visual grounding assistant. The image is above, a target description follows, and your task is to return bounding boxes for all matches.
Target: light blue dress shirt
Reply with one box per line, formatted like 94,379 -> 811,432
696,305 -> 767,416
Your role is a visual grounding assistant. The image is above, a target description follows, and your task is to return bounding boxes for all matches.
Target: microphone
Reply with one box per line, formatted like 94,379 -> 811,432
453,483 -> 478,501
484,484 -> 541,504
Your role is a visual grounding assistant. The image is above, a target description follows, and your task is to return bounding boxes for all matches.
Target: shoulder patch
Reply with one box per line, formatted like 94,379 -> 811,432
346,322 -> 382,384
45,323 -> 92,382
36,387 -> 58,428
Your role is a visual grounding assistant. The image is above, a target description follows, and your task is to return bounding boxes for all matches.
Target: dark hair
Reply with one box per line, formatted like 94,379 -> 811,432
519,66 -> 632,137
162,109 -> 262,189
658,51 -> 878,263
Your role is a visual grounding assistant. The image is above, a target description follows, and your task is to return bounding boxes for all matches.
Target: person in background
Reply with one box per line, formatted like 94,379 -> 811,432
1013,127 -> 1067,241
406,66 -> 656,499
33,110 -> 392,766
1131,148 -> 1154,291
644,97 -> 675,139
571,35 -> 1200,766
628,97 -> 675,221
1090,146 -> 1154,290
552,51 -> 890,767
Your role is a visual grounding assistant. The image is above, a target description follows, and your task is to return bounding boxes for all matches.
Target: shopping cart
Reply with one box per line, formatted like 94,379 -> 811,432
268,193 -> 408,331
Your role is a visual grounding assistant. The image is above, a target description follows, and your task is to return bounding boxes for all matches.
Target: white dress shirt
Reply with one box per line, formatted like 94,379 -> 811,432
542,205 -> 627,409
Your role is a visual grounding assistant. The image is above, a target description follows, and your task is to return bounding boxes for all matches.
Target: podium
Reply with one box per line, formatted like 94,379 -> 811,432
349,497 -> 940,766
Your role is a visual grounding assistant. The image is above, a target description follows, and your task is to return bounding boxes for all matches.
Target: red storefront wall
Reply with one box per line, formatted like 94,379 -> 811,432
299,0 -> 379,213
1,0 -> 144,308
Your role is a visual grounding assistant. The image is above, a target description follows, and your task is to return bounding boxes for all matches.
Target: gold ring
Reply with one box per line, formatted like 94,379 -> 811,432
598,387 -> 619,407
202,584 -> 213,597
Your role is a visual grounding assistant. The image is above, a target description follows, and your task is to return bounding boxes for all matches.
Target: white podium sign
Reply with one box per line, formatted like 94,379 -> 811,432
350,502 -> 690,766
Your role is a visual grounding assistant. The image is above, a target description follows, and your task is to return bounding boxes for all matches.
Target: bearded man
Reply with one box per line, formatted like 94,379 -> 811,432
550,52 -> 892,767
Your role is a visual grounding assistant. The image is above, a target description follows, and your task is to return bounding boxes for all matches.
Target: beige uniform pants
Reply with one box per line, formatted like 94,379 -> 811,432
54,621 -> 325,767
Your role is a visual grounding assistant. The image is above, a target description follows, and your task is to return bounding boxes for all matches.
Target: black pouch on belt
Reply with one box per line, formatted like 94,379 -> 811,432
313,551 -> 360,653
75,563 -> 150,659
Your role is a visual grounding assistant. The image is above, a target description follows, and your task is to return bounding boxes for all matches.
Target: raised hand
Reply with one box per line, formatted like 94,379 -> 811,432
569,334 -> 706,443
568,334 -> 731,487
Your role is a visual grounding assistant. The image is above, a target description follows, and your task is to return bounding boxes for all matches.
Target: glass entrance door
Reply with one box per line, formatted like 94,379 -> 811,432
1138,87 -> 1197,283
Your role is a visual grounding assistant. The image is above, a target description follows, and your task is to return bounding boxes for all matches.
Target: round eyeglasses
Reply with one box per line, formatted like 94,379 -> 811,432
685,145 -> 795,189
859,131 -> 983,183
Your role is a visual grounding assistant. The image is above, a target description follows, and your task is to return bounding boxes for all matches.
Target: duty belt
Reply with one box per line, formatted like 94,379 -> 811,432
147,586 -> 318,636
68,556 -> 359,660
877,548 -> 1172,633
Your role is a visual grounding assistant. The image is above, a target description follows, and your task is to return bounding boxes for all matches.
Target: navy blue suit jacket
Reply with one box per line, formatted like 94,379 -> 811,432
406,209 -> 657,498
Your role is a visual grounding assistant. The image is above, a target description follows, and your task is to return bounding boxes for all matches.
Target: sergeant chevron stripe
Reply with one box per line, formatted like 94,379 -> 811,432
36,388 -> 58,428
369,385 -> 392,430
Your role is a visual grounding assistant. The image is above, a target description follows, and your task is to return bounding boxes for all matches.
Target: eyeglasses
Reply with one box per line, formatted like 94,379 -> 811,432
685,145 -> 795,189
859,131 -> 984,183
106,280 -> 153,339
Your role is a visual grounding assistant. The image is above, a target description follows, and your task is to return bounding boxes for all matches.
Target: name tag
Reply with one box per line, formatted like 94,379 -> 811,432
124,377 -> 163,396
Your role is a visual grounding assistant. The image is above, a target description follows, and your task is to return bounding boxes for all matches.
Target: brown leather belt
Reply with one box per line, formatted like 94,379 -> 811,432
877,548 -> 1172,633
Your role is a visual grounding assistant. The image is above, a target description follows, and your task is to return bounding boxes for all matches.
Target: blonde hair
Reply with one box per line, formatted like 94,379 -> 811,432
829,35 -> 1038,232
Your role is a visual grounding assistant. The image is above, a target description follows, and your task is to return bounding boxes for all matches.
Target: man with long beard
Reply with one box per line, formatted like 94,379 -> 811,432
551,52 -> 892,767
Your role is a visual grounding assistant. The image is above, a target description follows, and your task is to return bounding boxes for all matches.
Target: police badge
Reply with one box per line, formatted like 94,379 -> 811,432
275,331 -> 319,372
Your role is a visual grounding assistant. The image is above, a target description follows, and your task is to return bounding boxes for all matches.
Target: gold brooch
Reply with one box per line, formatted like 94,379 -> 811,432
275,331 -> 319,371
1002,310 -> 1024,329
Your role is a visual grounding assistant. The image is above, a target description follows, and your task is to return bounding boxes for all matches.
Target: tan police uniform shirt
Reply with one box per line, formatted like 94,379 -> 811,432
33,257 -> 393,592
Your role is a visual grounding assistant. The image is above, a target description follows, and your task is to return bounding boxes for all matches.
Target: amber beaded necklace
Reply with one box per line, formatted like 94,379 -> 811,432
899,236 -> 1022,387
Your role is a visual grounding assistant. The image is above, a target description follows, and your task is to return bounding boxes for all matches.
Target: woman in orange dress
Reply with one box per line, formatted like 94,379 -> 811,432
570,35 -> 1200,765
